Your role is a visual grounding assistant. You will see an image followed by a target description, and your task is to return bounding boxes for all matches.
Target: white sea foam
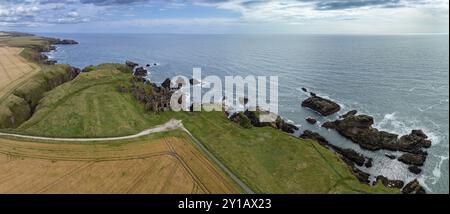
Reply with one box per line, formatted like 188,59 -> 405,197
432,154 -> 449,184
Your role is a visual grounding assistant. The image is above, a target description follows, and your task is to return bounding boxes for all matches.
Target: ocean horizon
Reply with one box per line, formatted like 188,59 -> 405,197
41,33 -> 449,193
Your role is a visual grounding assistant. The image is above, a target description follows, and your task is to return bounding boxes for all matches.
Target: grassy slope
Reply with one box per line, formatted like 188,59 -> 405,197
18,64 -> 174,137
14,64 -> 398,194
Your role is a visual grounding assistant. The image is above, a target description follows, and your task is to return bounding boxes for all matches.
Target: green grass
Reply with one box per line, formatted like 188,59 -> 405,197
17,64 -> 175,137
12,64 -> 399,194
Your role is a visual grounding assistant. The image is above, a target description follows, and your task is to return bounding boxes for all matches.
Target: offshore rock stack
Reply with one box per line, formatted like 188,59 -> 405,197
300,88 -> 431,193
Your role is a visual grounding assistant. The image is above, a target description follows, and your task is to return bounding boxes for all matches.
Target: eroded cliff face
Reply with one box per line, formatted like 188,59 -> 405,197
0,65 -> 80,129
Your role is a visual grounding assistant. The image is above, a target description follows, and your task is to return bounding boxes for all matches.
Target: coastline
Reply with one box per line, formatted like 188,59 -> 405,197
0,32 -> 435,193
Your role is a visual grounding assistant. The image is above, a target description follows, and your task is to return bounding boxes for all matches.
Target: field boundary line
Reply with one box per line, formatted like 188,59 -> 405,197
0,118 -> 254,194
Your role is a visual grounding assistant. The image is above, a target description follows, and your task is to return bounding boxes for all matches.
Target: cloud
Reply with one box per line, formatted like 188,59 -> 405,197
0,0 -> 448,33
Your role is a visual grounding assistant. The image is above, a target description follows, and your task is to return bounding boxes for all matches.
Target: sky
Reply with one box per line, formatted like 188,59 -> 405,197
0,0 -> 448,34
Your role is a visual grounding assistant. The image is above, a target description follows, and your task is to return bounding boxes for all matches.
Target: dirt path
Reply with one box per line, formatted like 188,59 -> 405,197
0,119 -> 254,193
0,119 -> 183,142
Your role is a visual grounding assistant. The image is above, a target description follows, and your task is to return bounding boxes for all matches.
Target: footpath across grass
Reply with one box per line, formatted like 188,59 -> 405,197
12,64 -> 399,194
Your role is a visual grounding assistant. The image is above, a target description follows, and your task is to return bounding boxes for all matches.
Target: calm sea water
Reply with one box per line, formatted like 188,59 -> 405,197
41,33 -> 449,193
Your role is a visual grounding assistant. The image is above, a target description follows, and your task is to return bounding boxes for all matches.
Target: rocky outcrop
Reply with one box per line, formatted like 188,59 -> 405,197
340,110 -> 357,118
398,153 -> 427,166
408,166 -> 422,174
300,130 -> 330,147
126,60 -> 139,70
331,146 -> 366,167
129,78 -> 173,113
353,167 -> 371,184
229,107 -> 298,134
322,111 -> 431,167
306,117 -> 317,124
365,158 -> 373,168
376,176 -> 404,189
47,38 -> 79,45
300,130 -> 373,167
402,179 -> 426,194
301,94 -> 341,116
161,78 -> 171,89
385,154 -> 396,159
134,67 -> 147,77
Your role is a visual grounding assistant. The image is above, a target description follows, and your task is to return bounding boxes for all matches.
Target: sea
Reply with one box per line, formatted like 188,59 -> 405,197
40,33 -> 449,194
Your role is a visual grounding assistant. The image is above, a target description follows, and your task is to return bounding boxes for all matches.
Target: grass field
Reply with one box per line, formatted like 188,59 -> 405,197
9,63 -> 399,194
17,64 -> 175,137
0,131 -> 237,194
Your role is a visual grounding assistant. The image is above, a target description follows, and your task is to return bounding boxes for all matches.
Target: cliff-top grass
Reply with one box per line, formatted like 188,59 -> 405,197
11,64 -> 399,194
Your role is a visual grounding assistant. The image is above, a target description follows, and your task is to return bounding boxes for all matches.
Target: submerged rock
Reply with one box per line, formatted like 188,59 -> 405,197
408,166 -> 422,174
300,130 -> 330,147
301,95 -> 341,116
306,117 -> 317,124
365,158 -> 373,168
385,154 -> 397,160
402,179 -> 426,194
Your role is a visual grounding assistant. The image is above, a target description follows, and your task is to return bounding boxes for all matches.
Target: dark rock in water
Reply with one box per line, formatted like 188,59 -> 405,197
322,121 -> 337,129
412,130 -> 428,139
402,179 -> 426,194
408,166 -> 422,174
301,87 -> 308,92
134,67 -> 147,77
398,153 -> 427,166
385,154 -> 397,159
353,167 -> 371,184
365,158 -> 373,168
306,117 -> 317,124
161,78 -> 171,89
331,146 -> 366,167
301,95 -> 341,116
340,110 -> 358,118
396,131 -> 432,153
146,64 -> 150,67
154,63 -> 157,66
126,60 -> 139,69
309,92 -> 317,97
300,130 -> 330,147
376,176 -> 404,189
321,113 -> 431,160
279,122 -> 298,134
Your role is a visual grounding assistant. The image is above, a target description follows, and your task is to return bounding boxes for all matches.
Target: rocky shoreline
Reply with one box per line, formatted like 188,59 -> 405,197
299,89 -> 430,193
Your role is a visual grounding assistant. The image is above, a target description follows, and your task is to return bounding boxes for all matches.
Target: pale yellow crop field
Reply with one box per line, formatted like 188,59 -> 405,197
0,46 -> 39,101
0,136 -> 237,194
